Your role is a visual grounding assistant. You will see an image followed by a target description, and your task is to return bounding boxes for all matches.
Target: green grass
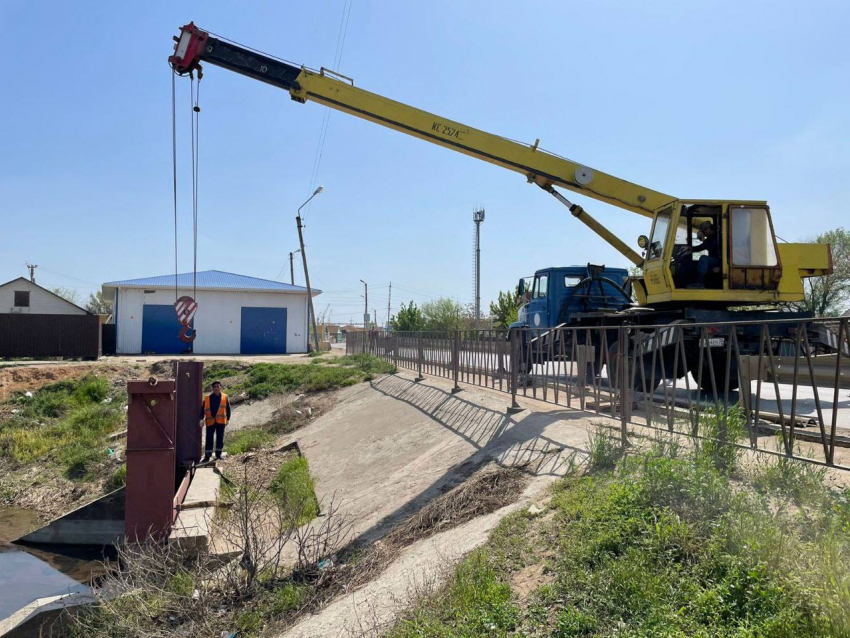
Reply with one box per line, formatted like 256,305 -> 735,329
223,429 -> 275,455
203,361 -> 247,386
228,355 -> 395,399
0,376 -> 124,479
270,455 -> 319,524
388,439 -> 850,637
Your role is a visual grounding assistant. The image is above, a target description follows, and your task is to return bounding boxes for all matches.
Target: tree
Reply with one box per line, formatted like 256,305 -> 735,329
421,297 -> 465,332
51,286 -> 82,306
390,301 -> 424,332
86,291 -> 113,315
792,228 -> 850,317
489,287 -> 520,328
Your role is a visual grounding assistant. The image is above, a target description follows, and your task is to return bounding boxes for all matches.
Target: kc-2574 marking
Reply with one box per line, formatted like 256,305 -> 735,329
431,121 -> 467,141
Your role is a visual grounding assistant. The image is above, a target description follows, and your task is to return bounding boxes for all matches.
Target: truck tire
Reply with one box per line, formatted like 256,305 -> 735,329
606,341 -> 662,393
697,351 -> 739,394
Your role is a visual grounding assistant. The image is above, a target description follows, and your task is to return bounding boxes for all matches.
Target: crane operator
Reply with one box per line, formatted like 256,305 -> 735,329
682,221 -> 720,289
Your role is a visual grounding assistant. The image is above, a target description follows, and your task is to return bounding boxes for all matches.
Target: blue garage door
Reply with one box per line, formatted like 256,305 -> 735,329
141,305 -> 193,354
240,307 -> 287,354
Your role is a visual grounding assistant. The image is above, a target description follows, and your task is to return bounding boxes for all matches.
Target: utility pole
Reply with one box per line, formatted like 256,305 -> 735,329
360,279 -> 368,328
387,281 -> 392,330
289,249 -> 301,286
473,208 -> 485,328
26,263 -> 37,284
296,186 -> 323,351
373,308 -> 377,330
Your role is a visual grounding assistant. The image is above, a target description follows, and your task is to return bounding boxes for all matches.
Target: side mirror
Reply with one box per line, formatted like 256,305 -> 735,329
517,279 -> 525,296
637,235 -> 649,249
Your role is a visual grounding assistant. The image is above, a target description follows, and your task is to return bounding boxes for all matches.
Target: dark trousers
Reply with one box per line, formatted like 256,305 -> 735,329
697,255 -> 721,285
204,424 -> 225,458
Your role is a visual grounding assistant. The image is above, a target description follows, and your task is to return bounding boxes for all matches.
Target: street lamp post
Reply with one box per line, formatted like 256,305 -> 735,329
296,187 -> 323,351
289,248 -> 302,286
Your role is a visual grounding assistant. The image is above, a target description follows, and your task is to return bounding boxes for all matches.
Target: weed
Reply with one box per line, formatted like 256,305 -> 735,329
750,455 -> 829,504
389,550 -> 519,637
586,425 -> 623,472
270,455 -> 319,524
270,581 -> 307,615
223,429 -> 274,455
693,406 -> 746,473
106,464 -> 127,491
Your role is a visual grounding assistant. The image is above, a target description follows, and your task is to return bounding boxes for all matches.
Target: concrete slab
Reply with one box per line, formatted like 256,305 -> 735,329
18,488 -> 125,546
169,467 -> 221,554
181,468 -> 220,509
0,591 -> 95,638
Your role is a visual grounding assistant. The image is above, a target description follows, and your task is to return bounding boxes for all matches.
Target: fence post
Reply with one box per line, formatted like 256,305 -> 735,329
393,332 -> 399,371
618,325 -> 630,446
508,328 -> 523,413
451,331 -> 461,393
416,334 -> 424,381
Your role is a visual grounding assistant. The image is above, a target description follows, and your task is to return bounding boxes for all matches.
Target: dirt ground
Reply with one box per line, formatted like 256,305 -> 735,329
0,356 -> 340,523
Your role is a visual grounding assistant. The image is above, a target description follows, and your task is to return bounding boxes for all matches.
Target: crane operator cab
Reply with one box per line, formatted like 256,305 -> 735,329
635,200 -> 794,306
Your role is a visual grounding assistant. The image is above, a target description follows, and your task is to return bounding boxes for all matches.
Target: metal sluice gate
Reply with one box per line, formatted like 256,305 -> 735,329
347,317 -> 850,469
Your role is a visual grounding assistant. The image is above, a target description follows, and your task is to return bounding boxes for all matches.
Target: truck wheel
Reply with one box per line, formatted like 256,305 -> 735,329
697,352 -> 739,394
606,341 -> 661,393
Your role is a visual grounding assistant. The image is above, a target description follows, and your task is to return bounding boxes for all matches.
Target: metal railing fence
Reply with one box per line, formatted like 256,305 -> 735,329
347,317 -> 850,469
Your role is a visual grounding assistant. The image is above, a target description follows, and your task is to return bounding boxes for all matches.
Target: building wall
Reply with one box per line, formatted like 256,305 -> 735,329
0,279 -> 88,315
113,288 -> 309,354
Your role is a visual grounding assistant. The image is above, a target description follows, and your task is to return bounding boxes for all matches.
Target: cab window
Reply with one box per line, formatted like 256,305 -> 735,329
731,208 -> 778,266
533,274 -> 548,299
647,209 -> 671,260
564,276 -> 582,288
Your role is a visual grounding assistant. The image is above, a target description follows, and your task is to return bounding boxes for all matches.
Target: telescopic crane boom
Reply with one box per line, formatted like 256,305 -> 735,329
169,23 -> 831,309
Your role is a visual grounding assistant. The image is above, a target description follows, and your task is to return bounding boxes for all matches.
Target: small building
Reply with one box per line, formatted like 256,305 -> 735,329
0,277 -> 89,316
0,277 -> 100,359
102,270 -> 320,355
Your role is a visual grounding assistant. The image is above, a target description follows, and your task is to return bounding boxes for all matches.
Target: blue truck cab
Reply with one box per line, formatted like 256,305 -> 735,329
512,264 -> 633,330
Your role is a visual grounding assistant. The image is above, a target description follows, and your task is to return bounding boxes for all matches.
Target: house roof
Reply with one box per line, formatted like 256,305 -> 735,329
0,277 -> 93,314
102,270 -> 320,294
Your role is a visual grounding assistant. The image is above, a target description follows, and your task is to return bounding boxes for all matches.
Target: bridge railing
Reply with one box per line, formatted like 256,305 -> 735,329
347,317 -> 850,469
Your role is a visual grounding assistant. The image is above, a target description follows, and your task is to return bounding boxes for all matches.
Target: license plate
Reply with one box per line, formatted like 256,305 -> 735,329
708,337 -> 724,347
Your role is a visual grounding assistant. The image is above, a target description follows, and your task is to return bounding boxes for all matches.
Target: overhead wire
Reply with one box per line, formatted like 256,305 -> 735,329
304,0 -> 354,221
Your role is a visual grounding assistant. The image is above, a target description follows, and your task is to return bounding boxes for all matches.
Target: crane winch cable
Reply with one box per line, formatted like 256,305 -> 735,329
171,69 -> 179,304
190,75 -> 201,302
169,68 -> 201,343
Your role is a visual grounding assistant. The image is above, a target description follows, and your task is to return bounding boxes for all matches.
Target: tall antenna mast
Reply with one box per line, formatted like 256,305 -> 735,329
472,208 -> 485,328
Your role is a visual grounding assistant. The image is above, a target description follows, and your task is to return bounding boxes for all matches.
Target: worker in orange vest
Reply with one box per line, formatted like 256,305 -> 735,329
200,380 -> 231,462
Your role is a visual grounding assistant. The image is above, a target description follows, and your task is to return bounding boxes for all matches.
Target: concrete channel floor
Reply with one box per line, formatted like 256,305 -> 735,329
277,370 -> 609,636
278,368 -> 850,636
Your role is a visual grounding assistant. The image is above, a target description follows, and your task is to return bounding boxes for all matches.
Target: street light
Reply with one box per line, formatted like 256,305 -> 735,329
296,186 -> 323,351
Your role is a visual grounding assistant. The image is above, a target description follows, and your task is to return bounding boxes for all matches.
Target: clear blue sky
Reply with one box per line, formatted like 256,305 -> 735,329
2,1 -> 847,325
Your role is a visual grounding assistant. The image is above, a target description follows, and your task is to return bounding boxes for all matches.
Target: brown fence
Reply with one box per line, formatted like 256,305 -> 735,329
0,314 -> 101,359
348,318 -> 850,469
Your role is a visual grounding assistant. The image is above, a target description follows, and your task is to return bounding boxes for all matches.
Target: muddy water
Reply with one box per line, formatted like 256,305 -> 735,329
0,506 -> 106,620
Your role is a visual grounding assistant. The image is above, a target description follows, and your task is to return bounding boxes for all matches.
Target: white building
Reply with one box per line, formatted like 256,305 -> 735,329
102,270 -> 319,355
0,277 -> 89,315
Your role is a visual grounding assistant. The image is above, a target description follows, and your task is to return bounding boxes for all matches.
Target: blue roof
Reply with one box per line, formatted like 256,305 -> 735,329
103,270 -> 318,294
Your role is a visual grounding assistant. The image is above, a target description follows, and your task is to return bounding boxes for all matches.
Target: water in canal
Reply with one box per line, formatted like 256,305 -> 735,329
0,505 -> 108,620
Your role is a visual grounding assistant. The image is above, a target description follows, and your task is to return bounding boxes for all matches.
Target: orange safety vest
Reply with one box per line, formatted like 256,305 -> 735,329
204,393 -> 229,426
